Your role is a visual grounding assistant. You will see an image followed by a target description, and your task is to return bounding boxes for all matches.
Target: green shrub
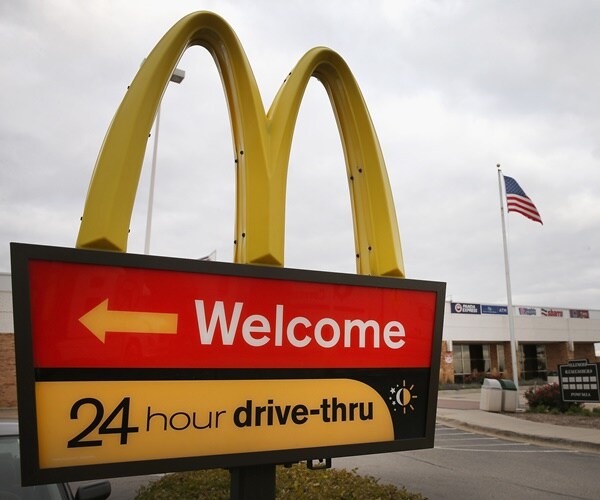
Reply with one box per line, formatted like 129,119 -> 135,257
528,404 -> 549,414
572,407 -> 592,417
524,383 -> 583,413
135,463 -> 425,499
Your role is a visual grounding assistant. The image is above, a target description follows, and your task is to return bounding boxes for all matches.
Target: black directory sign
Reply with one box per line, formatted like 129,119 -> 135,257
558,360 -> 600,402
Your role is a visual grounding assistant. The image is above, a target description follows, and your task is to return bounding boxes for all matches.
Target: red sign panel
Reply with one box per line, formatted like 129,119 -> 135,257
29,260 -> 436,370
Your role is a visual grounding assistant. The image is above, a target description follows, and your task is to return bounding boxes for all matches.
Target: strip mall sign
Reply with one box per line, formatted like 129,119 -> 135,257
451,302 -> 480,314
12,244 -> 445,484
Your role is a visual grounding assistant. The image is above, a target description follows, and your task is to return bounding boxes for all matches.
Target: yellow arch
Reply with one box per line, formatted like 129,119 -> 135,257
76,11 -> 404,277
268,48 -> 403,277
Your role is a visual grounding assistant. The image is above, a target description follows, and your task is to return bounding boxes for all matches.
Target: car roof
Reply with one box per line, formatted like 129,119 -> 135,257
0,419 -> 18,437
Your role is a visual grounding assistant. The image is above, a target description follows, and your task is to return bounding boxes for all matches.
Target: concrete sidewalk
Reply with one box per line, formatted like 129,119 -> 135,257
436,388 -> 600,453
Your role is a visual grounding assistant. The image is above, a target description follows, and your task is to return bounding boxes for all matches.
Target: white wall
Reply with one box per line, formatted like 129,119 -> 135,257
0,273 -> 10,292
0,291 -> 13,334
443,302 -> 600,344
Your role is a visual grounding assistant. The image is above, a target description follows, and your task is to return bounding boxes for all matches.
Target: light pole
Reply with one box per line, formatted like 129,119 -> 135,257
144,66 -> 186,254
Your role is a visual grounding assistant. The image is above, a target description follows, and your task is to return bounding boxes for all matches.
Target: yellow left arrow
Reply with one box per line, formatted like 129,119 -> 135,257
79,299 -> 178,343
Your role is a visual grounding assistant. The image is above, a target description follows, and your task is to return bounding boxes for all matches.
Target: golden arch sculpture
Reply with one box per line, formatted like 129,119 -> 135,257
76,11 -> 404,277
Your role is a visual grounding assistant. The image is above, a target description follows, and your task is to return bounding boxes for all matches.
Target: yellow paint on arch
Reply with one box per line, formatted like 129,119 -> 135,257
76,11 -> 404,277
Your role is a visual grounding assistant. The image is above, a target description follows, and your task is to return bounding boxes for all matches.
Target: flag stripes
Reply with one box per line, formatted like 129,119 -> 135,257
503,176 -> 543,225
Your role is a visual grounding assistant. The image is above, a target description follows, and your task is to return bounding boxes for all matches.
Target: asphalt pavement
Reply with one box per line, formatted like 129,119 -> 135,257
436,387 -> 600,453
3,389 -> 600,499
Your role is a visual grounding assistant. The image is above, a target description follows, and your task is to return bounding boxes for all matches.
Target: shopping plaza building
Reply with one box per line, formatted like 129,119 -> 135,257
440,301 -> 600,384
1,272 -> 599,406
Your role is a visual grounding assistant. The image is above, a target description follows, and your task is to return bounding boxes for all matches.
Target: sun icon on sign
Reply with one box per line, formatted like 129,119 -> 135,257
389,380 -> 417,414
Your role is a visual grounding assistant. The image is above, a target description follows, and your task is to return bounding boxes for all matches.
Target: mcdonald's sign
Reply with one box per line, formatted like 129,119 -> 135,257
11,11 -> 445,485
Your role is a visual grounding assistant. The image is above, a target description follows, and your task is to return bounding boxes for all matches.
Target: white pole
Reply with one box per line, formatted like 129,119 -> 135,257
144,105 -> 161,255
143,65 -> 185,255
497,164 -> 520,397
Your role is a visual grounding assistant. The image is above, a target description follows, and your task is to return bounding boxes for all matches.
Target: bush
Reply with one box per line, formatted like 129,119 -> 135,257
135,463 -> 425,499
524,383 -> 583,413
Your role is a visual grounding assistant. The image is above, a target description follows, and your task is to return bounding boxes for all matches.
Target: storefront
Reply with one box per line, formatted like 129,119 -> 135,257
441,302 -> 600,384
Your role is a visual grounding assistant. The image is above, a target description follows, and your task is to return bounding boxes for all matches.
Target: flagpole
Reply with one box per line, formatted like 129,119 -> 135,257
497,164 -> 520,399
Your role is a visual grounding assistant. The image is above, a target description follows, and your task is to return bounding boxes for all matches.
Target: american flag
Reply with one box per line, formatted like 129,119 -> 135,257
503,176 -> 543,225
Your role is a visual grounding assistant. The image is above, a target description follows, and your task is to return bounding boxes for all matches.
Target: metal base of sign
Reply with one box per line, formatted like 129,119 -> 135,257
230,465 -> 276,500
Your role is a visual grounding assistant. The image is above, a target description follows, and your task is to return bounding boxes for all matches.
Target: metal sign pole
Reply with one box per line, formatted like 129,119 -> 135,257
497,165 -> 520,396
230,464 -> 276,500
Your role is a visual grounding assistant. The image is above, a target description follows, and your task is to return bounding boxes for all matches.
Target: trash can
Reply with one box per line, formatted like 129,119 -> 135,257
479,378 -> 502,412
499,379 -> 518,412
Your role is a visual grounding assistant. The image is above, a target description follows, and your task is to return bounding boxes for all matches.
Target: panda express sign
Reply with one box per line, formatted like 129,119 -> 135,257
12,243 -> 444,484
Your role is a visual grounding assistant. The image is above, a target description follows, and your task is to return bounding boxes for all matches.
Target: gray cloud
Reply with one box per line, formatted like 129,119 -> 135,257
1,0 -> 598,310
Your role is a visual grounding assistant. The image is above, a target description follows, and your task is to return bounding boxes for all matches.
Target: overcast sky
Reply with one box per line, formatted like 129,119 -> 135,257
1,0 -> 599,310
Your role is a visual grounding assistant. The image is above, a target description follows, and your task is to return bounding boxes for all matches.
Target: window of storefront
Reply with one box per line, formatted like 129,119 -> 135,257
519,344 -> 547,381
496,344 -> 505,372
453,344 -> 469,383
453,344 -> 491,383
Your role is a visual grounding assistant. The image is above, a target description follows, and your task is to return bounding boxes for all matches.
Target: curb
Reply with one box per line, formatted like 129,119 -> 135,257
436,415 -> 600,454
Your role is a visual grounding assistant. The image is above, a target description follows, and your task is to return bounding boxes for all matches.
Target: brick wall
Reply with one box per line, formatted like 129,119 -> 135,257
502,342 -> 519,380
546,342 -> 570,373
0,334 -> 17,407
439,341 -> 454,383
574,342 -> 600,363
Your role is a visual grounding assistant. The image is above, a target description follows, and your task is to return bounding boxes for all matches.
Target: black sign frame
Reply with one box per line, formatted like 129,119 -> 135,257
11,243 -> 445,485
558,359 -> 600,403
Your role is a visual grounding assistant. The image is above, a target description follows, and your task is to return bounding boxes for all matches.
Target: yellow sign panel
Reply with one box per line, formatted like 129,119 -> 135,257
35,379 -> 392,469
